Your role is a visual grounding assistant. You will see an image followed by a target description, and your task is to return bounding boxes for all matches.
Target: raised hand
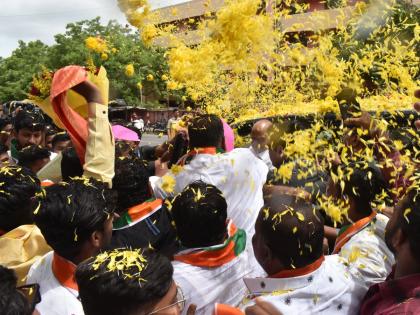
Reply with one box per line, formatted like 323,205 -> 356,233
71,80 -> 103,104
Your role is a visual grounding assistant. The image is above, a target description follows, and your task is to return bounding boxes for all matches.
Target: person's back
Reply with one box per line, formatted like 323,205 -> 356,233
111,157 -> 177,257
241,254 -> 365,314
152,114 -> 268,235
327,162 -> 395,289
174,244 -> 255,315
216,191 -> 366,315
170,181 -> 261,315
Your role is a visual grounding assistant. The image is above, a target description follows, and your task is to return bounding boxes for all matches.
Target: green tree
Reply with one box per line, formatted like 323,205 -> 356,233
0,18 -> 184,107
0,40 -> 49,102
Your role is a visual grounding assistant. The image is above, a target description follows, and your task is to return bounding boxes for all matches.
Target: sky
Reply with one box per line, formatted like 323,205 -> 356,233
0,0 -> 188,57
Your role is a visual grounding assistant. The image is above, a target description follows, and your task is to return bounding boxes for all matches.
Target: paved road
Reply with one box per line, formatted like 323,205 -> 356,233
140,132 -> 168,147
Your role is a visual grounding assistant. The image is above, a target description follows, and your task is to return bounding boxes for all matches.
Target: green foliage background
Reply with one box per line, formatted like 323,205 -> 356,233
0,17 -> 182,107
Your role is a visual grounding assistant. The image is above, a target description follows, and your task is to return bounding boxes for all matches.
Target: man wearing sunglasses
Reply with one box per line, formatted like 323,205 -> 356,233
75,248 -> 196,315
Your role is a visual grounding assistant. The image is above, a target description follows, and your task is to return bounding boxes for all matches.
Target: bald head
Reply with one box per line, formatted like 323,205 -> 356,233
252,190 -> 324,273
251,119 -> 273,153
252,119 -> 273,134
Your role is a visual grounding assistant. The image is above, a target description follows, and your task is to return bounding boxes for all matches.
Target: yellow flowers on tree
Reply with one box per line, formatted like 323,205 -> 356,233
85,36 -> 108,54
125,64 -> 135,77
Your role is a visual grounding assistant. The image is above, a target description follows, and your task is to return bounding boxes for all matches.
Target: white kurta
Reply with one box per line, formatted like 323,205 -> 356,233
173,247 -> 262,315
27,251 -> 84,315
242,255 -> 366,315
337,213 -> 395,290
151,148 -> 269,236
249,146 -> 275,171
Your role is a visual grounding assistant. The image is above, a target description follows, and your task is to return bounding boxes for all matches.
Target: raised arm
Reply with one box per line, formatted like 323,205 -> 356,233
71,81 -> 115,187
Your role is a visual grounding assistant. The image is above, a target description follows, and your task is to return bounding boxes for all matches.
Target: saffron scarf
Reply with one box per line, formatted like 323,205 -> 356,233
51,253 -> 78,291
214,303 -> 244,315
113,199 -> 163,230
332,211 -> 377,254
174,221 -> 246,268
37,65 -> 110,164
269,256 -> 325,278
177,147 -> 218,166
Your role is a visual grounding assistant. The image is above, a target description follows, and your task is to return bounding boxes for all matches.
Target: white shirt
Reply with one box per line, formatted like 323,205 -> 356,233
133,119 -> 144,130
242,255 -> 366,315
174,247 -> 262,315
50,151 -> 58,161
27,251 -> 84,315
151,148 -> 268,236
249,146 -> 275,171
337,213 -> 395,290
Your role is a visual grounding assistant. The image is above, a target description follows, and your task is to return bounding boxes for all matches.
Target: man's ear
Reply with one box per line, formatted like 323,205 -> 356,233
90,230 -> 103,249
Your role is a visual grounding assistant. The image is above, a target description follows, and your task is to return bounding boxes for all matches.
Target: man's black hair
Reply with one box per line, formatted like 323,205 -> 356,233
115,142 -> 132,158
339,161 -> 389,215
399,180 -> 420,262
61,147 -> 83,182
0,266 -> 32,315
0,117 -> 12,131
45,126 -> 57,137
171,181 -> 227,248
259,194 -> 324,269
18,145 -> 50,170
188,114 -> 224,149
113,157 -> 151,214
34,179 -> 116,260
13,110 -> 45,133
76,249 -> 173,315
52,133 -> 70,149
0,165 -> 40,232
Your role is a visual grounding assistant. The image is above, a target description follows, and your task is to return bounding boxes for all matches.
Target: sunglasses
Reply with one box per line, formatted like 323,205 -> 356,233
17,283 -> 41,312
147,286 -> 186,315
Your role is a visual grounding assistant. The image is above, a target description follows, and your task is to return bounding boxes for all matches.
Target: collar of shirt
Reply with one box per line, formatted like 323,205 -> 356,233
243,256 -> 325,295
51,252 -> 78,292
333,211 -> 377,254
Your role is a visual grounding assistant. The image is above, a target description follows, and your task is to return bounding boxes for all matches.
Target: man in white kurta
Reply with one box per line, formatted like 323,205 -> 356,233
238,254 -> 367,315
174,245 -> 260,315
152,148 -> 268,236
27,251 -> 84,315
214,189 -> 387,315
334,212 -> 395,290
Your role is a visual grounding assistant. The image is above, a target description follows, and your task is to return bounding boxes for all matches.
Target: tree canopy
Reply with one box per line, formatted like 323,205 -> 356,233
0,17 -> 179,107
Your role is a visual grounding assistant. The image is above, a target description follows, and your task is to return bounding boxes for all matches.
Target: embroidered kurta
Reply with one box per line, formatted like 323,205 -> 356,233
239,255 -> 367,315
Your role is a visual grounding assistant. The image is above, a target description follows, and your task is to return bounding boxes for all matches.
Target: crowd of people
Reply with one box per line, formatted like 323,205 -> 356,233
0,74 -> 419,315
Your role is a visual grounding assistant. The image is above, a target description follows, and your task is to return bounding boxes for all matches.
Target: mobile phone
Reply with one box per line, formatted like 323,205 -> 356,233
335,88 -> 362,121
